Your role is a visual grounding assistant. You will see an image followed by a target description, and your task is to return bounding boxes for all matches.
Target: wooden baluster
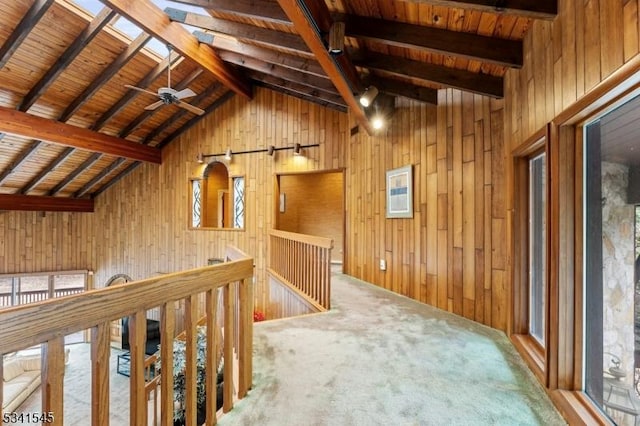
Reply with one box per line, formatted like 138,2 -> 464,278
161,302 -> 176,426
91,322 -> 111,426
41,336 -> 65,426
223,283 -> 235,413
205,289 -> 218,425
184,295 -> 198,426
129,310 -> 148,426
238,278 -> 252,398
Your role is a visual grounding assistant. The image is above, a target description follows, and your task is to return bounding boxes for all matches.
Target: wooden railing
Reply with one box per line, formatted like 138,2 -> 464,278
269,229 -> 333,310
0,287 -> 85,307
0,246 -> 254,426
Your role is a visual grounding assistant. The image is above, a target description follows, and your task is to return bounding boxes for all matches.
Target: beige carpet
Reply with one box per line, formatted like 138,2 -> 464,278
219,272 -> 566,426
14,272 -> 566,425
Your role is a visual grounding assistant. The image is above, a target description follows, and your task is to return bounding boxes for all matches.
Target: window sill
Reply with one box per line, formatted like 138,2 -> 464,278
549,390 -> 612,425
511,333 -> 546,385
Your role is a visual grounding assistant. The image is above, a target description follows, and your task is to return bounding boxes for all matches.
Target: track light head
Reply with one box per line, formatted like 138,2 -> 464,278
328,21 -> 345,56
224,148 -> 232,161
359,86 -> 379,108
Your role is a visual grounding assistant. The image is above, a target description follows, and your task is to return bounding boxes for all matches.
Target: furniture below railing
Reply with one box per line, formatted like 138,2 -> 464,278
0,246 -> 254,426
268,229 -> 333,312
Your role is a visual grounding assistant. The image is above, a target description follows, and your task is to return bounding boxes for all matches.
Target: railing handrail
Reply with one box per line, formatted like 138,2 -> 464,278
0,259 -> 253,356
269,229 -> 333,312
269,229 -> 334,250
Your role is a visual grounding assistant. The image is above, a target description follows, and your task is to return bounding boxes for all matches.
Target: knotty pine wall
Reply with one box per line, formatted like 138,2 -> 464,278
0,87 -> 508,331
344,94 -> 507,330
91,87 -> 349,315
0,211 -> 94,273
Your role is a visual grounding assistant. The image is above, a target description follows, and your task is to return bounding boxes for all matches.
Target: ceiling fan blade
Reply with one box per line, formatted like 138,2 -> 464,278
125,84 -> 158,97
174,88 -> 196,100
144,100 -> 165,111
175,100 -> 205,116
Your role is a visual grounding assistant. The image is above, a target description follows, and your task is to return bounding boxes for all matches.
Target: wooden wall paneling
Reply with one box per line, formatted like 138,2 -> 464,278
623,1 -> 639,62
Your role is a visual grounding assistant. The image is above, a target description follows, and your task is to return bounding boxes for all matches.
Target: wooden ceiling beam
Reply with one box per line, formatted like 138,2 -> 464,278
60,32 -> 151,122
0,0 -> 55,69
0,106 -> 161,164
167,0 -> 291,26
336,12 -> 522,68
0,194 -> 93,213
19,7 -> 117,112
20,147 -> 74,195
74,158 -> 126,198
218,52 -> 338,94
48,153 -> 101,196
353,51 -> 503,98
372,77 -> 438,105
248,71 -> 347,108
195,31 -> 326,78
157,91 -> 236,148
101,0 -> 252,98
0,141 -> 43,186
398,0 -> 557,20
166,8 -> 309,54
257,82 -> 347,112
276,0 -> 372,133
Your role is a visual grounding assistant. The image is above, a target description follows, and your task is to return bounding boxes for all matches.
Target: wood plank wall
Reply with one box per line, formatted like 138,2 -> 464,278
91,88 -> 348,315
344,95 -> 507,330
503,0 -> 640,337
0,211 -> 94,273
0,86 -> 509,331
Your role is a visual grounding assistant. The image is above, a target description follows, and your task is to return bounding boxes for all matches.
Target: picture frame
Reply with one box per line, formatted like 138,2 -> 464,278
386,165 -> 413,218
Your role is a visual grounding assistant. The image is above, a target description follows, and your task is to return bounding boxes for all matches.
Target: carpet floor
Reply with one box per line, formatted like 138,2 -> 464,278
14,272 -> 566,425
218,272 -> 566,426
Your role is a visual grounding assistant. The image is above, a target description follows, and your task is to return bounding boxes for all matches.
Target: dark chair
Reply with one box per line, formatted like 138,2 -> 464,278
121,317 -> 161,356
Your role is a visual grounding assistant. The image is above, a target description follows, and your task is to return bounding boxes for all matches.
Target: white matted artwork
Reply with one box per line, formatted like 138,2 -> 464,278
386,165 -> 413,218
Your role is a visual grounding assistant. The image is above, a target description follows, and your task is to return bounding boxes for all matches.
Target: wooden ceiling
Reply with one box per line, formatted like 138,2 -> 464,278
0,0 -> 556,212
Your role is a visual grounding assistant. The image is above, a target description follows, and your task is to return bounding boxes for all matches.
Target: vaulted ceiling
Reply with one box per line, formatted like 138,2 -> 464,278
0,0 -> 556,212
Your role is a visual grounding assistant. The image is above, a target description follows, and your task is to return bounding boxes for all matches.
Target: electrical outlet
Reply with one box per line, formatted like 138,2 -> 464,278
380,259 -> 387,271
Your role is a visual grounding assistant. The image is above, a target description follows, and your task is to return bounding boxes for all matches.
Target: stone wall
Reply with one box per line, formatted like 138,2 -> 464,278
602,161 -> 636,383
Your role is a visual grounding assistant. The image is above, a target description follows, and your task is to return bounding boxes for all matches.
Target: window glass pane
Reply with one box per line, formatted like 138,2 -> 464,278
529,153 -> 546,345
192,179 -> 202,228
233,177 -> 245,229
584,96 -> 640,423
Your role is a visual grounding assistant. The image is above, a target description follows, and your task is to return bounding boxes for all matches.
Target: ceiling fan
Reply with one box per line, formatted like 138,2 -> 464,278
125,45 -> 205,116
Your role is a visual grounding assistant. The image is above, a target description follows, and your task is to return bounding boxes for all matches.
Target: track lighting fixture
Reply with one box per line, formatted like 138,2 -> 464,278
197,143 -> 319,162
359,86 -> 379,108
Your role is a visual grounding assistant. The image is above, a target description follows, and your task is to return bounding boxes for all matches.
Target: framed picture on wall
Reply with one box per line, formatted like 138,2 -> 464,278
386,165 -> 413,218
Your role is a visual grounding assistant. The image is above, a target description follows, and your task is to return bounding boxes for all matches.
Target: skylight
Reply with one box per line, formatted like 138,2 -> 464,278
70,0 -> 207,57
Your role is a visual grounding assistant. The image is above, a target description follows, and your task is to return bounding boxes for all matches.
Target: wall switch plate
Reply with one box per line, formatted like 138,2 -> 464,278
380,259 -> 386,271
